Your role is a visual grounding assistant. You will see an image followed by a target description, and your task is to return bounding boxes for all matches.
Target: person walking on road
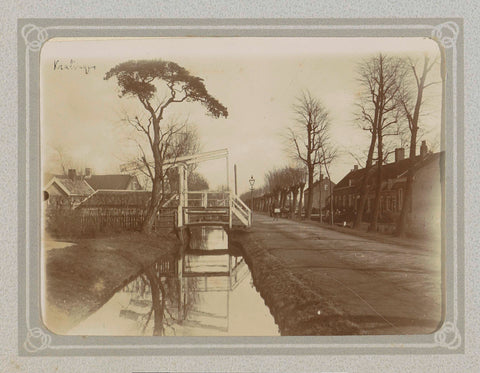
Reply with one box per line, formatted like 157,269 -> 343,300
272,200 -> 280,221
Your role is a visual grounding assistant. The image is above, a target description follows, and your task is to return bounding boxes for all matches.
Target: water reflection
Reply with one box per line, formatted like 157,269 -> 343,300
69,226 -> 279,336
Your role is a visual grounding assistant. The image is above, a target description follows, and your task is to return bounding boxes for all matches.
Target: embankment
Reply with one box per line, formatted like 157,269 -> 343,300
229,229 -> 360,336
44,231 -> 181,334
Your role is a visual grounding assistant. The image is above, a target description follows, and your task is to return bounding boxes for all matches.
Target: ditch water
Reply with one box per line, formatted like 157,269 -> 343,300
69,226 -> 280,336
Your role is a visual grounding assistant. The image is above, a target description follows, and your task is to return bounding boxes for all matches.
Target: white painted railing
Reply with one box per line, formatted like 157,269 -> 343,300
230,194 -> 252,228
175,191 -> 251,228
187,191 -> 230,208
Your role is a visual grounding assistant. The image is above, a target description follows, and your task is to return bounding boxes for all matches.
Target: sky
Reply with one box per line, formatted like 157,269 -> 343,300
41,37 -> 442,195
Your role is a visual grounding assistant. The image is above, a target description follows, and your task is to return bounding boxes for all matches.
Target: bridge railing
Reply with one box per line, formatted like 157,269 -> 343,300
230,194 -> 252,227
178,191 -> 251,228
186,191 -> 230,208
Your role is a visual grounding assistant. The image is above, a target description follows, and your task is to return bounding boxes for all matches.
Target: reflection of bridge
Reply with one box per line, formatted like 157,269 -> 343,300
120,227 -> 249,333
123,149 -> 252,229
144,230 -> 248,292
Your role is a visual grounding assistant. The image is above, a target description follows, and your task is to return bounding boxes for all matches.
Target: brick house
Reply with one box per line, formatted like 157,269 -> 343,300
332,141 -> 444,235
303,176 -> 336,212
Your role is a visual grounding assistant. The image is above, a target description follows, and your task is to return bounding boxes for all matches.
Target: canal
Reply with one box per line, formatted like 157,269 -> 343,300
68,226 -> 280,336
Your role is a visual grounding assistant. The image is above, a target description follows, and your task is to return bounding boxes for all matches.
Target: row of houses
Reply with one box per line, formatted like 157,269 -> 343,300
302,141 -> 443,236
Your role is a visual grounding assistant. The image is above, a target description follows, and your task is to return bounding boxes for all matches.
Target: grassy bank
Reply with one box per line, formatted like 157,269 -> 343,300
44,231 -> 180,334
229,230 -> 360,336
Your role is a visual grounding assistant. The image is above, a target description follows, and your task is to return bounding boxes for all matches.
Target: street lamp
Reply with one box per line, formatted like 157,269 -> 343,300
249,175 -> 255,211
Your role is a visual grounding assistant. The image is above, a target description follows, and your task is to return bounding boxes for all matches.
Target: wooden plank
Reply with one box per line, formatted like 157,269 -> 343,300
185,221 -> 229,227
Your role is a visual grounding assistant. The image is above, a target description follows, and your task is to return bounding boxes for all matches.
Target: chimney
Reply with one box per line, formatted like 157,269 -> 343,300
85,167 -> 92,178
395,148 -> 405,163
353,164 -> 359,171
420,140 -> 428,158
68,169 -> 76,180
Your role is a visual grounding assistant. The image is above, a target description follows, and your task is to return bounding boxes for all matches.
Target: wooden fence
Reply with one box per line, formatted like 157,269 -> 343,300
45,195 -> 177,237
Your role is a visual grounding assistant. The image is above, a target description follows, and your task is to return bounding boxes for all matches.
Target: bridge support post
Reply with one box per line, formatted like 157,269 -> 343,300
178,163 -> 188,227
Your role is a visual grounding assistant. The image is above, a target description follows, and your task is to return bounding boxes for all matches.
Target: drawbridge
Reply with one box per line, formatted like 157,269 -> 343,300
122,149 -> 251,229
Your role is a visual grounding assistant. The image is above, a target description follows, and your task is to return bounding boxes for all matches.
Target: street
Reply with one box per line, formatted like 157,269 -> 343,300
240,213 -> 442,335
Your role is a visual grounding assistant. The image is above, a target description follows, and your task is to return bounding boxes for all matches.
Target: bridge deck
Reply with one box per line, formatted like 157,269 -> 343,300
185,221 -> 229,227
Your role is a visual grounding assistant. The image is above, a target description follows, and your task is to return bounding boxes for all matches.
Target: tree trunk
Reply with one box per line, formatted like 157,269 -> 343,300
368,127 -> 383,232
142,118 -> 164,234
298,184 -> 305,219
290,188 -> 298,219
353,123 -> 378,228
321,159 -> 334,225
396,57 -> 430,236
142,176 -> 162,233
145,267 -> 165,336
305,167 -> 314,218
280,189 -> 288,209
396,129 -> 417,236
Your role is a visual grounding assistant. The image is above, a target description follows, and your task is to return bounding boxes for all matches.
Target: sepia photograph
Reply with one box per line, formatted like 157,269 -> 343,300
40,36 -> 444,337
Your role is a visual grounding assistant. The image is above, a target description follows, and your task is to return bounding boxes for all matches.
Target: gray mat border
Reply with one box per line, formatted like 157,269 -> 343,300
17,18 -> 464,356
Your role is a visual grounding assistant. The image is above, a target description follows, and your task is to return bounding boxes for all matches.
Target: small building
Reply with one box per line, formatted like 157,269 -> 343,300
303,176 -> 336,212
43,168 -> 143,208
44,169 -> 95,208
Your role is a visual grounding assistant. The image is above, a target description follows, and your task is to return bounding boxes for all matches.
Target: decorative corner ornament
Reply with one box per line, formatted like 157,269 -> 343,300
23,327 -> 51,353
431,21 -> 460,49
434,321 -> 462,350
21,24 -> 48,52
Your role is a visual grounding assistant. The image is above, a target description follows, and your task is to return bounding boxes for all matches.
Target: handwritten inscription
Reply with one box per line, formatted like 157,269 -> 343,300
53,59 -> 96,74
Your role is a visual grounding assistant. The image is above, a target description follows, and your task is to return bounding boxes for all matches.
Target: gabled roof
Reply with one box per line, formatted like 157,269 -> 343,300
45,176 -> 95,196
85,174 -> 139,190
335,168 -> 367,189
335,152 -> 443,190
76,190 -> 152,208
305,178 -> 336,192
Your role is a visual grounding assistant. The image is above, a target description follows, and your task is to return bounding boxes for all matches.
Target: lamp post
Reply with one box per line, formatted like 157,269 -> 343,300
249,175 -> 255,211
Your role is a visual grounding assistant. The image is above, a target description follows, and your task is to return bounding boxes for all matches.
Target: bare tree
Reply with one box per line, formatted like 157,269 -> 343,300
260,166 -> 306,218
353,54 -> 406,232
396,56 -> 439,236
123,118 -> 201,192
286,166 -> 307,219
48,145 -> 87,176
287,91 -> 333,219
265,168 -> 281,207
319,143 -> 337,224
105,60 -> 228,233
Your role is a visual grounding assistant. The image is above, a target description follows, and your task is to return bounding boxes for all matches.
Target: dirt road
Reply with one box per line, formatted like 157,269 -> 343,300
230,213 -> 442,335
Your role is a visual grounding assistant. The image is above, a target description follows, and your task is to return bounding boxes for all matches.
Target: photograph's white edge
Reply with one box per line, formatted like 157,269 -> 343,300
18,19 -> 463,356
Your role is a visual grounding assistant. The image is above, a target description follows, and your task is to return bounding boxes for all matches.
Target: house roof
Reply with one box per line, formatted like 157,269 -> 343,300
76,190 -> 152,208
85,174 -> 139,190
305,178 -> 336,192
335,168 -> 367,189
335,152 -> 443,190
46,176 -> 95,196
